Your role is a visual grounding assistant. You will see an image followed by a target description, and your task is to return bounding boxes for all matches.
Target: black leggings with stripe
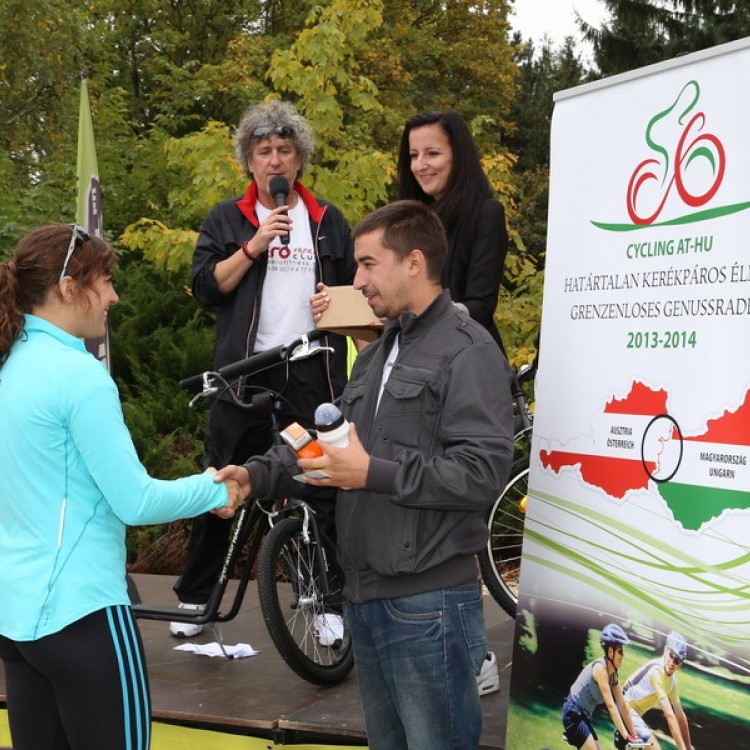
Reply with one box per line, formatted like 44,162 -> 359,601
0,605 -> 151,750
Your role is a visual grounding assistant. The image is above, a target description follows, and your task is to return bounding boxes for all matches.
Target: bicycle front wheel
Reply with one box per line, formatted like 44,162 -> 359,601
257,517 -> 354,685
479,457 -> 530,619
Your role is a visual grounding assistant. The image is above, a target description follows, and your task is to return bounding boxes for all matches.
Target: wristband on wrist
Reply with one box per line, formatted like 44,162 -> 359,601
241,241 -> 256,262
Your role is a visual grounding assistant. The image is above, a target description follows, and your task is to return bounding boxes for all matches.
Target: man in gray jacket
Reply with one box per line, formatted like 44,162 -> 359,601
216,200 -> 514,750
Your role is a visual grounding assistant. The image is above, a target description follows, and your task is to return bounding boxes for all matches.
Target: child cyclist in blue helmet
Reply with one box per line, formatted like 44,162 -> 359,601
617,631 -> 693,750
563,623 -> 644,749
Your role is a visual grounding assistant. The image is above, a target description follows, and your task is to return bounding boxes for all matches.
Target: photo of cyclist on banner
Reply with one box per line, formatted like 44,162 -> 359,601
617,631 -> 693,750
562,623 -> 644,750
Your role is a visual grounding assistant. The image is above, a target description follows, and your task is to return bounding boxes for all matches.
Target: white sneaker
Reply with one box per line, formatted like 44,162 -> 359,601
169,602 -> 206,638
477,651 -> 500,696
313,613 -> 344,646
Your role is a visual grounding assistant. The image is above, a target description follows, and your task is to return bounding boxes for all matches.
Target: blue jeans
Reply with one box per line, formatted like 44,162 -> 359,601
346,579 -> 487,750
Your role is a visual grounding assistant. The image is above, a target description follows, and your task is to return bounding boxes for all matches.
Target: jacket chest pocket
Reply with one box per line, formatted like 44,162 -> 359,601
377,365 -> 441,450
341,379 -> 367,409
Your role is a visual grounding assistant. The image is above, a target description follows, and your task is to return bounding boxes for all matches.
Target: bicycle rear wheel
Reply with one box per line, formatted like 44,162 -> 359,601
257,517 -> 354,685
479,457 -> 529,619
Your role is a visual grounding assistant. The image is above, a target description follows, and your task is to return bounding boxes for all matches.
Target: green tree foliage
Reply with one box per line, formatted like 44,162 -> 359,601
121,122 -> 246,269
86,0 -> 269,133
509,37 -> 590,173
109,256 -> 217,565
121,0 -> 520,242
109,256 -> 215,479
585,0 -> 750,77
1,0 -> 551,564
369,0 -> 519,149
505,35 -> 591,284
268,0 -> 393,219
0,1 -> 90,243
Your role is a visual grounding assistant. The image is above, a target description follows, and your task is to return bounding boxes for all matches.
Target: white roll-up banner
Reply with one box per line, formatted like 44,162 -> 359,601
506,37 -> 750,750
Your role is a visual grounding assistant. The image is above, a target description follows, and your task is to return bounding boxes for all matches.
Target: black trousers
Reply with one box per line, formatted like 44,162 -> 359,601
174,354 -> 339,604
0,605 -> 150,750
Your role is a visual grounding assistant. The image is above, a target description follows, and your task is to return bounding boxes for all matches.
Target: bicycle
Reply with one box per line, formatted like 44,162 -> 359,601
478,338 -> 538,619
129,329 -> 354,686
550,733 -> 650,750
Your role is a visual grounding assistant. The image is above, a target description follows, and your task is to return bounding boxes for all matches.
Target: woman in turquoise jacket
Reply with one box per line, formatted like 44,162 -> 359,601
0,223 -> 242,750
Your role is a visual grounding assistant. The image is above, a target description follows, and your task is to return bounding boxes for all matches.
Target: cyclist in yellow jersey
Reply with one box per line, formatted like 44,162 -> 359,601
617,632 -> 693,750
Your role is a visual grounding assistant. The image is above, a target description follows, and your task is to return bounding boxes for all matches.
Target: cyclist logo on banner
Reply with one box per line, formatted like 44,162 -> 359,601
627,80 -> 725,226
592,79 -> 750,232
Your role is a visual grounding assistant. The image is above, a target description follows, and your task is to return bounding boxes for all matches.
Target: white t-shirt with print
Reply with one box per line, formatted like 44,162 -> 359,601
254,197 -> 317,352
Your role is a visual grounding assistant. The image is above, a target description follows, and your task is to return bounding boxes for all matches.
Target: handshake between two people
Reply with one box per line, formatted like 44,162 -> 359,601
211,421 -> 370,502
203,468 -> 245,519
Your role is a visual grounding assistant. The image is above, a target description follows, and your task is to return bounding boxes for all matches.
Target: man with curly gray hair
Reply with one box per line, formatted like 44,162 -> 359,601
234,100 -> 315,178
169,100 -> 354,638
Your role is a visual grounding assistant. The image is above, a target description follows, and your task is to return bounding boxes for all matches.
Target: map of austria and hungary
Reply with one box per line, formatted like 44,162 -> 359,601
539,382 -> 750,531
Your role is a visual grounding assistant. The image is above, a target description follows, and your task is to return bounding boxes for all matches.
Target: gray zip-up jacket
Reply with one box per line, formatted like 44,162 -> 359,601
244,291 -> 514,603
336,291 -> 513,602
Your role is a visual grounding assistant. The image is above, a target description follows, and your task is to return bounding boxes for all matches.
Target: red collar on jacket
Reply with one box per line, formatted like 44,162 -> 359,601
236,180 -> 326,226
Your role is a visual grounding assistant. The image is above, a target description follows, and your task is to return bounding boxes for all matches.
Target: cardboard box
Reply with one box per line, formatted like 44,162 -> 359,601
316,285 -> 384,341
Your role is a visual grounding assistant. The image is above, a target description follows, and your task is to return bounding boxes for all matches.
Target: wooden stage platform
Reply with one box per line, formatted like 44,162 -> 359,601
0,574 -> 515,748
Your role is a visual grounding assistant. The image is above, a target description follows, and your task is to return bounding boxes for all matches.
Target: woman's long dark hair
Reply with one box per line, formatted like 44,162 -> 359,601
396,110 -> 494,241
0,223 -> 115,365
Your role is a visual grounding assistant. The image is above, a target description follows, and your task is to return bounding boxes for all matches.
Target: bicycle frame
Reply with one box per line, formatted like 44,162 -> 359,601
131,497 -> 265,625
130,330 -> 355,683
511,360 -> 536,439
130,329 -> 338,626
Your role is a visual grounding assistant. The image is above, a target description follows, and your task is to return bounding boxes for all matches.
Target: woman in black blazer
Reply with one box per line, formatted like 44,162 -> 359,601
397,110 -> 508,353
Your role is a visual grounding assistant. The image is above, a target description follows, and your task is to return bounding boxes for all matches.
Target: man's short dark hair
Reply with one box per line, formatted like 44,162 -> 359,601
352,200 -> 447,282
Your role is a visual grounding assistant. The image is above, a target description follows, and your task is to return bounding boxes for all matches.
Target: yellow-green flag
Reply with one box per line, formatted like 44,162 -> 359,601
76,78 -> 110,368
76,78 -> 103,237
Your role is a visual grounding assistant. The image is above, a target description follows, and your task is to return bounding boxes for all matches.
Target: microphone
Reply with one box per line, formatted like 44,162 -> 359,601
268,175 -> 290,246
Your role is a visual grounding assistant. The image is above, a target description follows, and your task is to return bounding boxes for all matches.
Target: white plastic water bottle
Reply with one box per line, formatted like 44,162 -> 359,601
314,402 -> 350,448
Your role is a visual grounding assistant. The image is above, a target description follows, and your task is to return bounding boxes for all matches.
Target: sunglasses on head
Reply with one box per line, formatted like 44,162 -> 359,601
251,125 -> 295,140
59,224 -> 90,281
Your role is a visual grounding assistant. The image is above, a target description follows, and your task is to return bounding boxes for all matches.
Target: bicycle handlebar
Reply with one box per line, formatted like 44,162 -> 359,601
178,328 -> 329,391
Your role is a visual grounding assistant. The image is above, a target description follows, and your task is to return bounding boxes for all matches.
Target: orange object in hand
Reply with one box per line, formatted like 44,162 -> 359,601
298,441 -> 324,459
280,422 -> 324,458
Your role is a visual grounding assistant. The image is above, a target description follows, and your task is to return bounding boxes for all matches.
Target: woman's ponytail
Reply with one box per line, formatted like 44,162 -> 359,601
0,262 -> 23,366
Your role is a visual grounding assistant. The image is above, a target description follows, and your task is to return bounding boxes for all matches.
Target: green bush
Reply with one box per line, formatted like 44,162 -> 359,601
110,253 -> 215,565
